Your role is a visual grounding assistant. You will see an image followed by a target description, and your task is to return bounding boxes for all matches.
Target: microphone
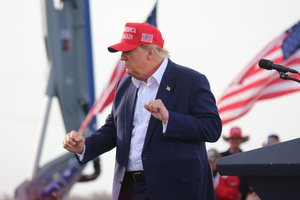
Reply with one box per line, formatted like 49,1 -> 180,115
258,59 -> 299,74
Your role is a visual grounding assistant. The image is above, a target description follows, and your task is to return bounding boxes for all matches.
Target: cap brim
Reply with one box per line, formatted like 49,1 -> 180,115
222,135 -> 249,143
108,42 -> 140,53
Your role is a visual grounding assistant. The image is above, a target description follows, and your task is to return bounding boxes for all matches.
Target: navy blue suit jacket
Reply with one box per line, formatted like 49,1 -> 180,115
80,59 -> 222,200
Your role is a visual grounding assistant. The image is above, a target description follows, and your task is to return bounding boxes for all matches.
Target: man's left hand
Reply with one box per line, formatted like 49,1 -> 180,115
144,99 -> 169,123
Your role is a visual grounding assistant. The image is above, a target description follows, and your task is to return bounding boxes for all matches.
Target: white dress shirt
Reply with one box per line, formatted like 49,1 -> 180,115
127,57 -> 168,171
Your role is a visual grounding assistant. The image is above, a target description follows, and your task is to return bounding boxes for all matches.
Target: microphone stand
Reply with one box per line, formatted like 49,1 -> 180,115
279,72 -> 300,83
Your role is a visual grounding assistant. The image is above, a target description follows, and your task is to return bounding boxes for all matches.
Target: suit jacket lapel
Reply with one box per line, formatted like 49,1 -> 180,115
143,63 -> 176,150
124,83 -> 139,147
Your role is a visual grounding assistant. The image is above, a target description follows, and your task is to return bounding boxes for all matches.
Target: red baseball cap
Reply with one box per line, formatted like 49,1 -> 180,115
108,22 -> 164,53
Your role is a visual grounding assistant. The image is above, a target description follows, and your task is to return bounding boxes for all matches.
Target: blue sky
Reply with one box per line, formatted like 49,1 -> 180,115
1,0 -> 300,197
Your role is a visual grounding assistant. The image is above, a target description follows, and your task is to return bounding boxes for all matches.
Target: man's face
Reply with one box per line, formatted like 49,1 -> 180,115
228,137 -> 243,148
267,137 -> 279,145
121,46 -> 152,81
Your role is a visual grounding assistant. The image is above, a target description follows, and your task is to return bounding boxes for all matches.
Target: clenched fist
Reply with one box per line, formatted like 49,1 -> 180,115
63,130 -> 85,154
144,99 -> 169,123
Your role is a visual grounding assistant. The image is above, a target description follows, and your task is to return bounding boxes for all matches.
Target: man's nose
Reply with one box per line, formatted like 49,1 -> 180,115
121,53 -> 127,61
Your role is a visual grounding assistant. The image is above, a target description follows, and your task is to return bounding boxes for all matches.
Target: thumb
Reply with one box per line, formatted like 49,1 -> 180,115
74,131 -> 84,142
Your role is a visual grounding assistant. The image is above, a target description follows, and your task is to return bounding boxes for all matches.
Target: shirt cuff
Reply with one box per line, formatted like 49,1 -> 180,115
76,145 -> 86,161
162,120 -> 168,133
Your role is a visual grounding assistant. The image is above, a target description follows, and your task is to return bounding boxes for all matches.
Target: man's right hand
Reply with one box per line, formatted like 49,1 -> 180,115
63,130 -> 85,154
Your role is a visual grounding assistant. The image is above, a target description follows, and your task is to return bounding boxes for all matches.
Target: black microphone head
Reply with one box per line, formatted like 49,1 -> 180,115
258,59 -> 273,70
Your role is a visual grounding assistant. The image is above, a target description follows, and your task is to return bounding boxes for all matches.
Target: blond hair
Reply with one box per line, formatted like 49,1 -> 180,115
140,44 -> 170,58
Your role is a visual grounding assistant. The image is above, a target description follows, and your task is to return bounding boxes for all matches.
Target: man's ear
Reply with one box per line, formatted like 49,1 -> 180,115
147,46 -> 156,59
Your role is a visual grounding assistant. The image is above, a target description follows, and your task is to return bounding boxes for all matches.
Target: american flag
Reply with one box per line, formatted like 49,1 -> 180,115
79,2 -> 158,132
217,20 -> 300,125
141,33 -> 154,43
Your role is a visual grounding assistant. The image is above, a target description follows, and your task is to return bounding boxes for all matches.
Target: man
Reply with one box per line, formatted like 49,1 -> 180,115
221,127 -> 249,157
63,22 -> 222,200
221,126 -> 250,200
208,148 -> 240,200
263,133 -> 280,147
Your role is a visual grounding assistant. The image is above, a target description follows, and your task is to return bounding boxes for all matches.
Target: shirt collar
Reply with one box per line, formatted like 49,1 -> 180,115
132,57 -> 168,88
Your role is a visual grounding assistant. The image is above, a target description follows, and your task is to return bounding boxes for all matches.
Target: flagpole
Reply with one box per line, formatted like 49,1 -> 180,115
28,0 -> 52,180
29,97 -> 52,180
